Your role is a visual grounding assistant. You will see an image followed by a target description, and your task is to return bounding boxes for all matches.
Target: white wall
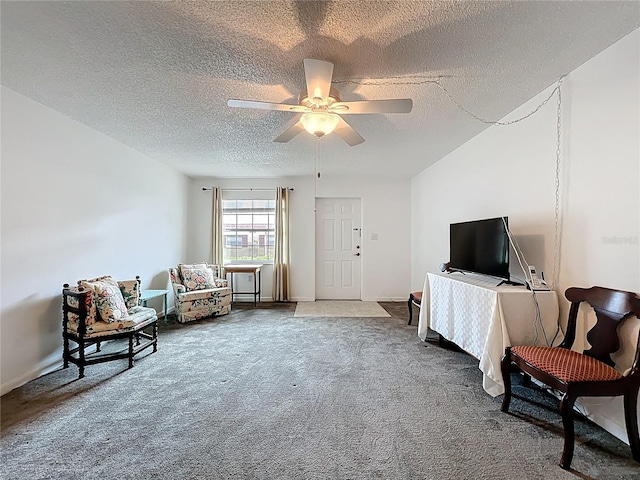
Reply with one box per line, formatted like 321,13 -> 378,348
188,174 -> 411,302
317,174 -> 412,302
0,87 -> 189,395
188,176 -> 316,302
411,30 -> 639,443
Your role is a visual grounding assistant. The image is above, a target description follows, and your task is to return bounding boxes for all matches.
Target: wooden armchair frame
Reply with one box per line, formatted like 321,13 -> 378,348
62,279 -> 158,378
501,286 -> 640,469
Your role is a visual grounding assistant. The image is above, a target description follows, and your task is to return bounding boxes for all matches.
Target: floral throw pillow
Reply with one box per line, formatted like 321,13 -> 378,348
118,279 -> 140,310
81,276 -> 128,323
179,264 -> 216,291
178,263 -> 208,274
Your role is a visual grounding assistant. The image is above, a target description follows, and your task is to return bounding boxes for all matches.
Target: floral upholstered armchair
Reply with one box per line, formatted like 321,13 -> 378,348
169,263 -> 231,323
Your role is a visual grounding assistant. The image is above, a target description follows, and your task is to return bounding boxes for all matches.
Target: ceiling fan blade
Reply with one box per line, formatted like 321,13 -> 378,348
331,98 -> 413,114
228,99 -> 308,113
334,116 -> 365,146
273,120 -> 305,143
303,59 -> 334,102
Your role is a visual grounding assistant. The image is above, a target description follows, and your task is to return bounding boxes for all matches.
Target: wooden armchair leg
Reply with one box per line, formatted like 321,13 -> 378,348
128,336 -> 134,369
623,389 -> 640,461
63,336 -> 69,369
153,322 -> 158,353
559,393 -> 577,470
78,339 -> 85,379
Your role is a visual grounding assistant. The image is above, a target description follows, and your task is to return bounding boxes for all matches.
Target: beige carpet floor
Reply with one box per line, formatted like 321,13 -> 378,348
294,300 -> 391,317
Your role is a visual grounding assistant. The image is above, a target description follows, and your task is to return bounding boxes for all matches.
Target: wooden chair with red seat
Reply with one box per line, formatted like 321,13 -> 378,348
501,286 -> 640,470
407,291 -> 422,325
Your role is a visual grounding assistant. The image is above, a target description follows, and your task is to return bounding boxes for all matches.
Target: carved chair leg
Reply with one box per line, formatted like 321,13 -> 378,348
78,339 -> 85,379
559,393 -> 577,470
623,388 -> 640,462
63,334 -> 69,369
153,322 -> 158,353
128,335 -> 134,369
500,349 -> 513,413
407,296 -> 413,325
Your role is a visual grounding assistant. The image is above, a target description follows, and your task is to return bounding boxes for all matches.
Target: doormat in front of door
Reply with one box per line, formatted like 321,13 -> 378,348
294,301 -> 390,318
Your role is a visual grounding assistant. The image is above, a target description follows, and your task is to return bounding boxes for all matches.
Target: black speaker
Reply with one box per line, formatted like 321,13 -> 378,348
439,262 -> 450,272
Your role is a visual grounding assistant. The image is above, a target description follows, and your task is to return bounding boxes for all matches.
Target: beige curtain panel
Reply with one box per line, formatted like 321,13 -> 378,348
210,186 -> 224,266
272,187 -> 290,301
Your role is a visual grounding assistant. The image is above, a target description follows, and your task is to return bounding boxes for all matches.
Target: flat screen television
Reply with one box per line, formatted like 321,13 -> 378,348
449,216 -> 510,281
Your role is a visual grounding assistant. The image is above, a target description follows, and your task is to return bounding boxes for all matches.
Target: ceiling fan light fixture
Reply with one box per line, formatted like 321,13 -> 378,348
228,59 -> 412,146
300,112 -> 340,137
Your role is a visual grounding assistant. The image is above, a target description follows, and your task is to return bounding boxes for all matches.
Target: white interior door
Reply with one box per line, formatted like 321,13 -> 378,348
316,198 -> 362,299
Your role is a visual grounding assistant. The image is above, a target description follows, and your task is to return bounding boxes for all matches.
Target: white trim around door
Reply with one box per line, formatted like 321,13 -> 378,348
315,197 -> 362,300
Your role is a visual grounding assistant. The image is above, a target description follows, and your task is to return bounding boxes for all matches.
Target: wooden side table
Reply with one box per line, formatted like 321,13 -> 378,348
223,264 -> 262,306
140,289 -> 169,323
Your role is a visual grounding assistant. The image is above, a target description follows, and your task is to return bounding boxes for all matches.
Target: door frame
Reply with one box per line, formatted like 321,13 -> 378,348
314,197 -> 363,300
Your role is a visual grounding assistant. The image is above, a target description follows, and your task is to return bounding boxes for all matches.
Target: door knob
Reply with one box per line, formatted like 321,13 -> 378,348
354,252 -> 360,256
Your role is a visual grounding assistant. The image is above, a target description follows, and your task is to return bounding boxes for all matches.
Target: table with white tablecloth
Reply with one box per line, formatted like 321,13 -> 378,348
417,272 -> 561,397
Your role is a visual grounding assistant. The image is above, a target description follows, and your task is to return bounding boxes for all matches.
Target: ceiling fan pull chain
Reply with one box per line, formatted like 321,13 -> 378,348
314,138 -> 320,201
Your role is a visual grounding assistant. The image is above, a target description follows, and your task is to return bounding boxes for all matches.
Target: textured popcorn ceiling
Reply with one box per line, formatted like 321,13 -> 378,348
1,1 -> 638,178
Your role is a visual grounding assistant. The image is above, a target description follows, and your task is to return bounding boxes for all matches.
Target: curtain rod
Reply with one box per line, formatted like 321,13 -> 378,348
201,187 -> 294,192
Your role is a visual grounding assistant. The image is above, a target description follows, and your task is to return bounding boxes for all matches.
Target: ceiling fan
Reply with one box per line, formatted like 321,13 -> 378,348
227,59 -> 413,146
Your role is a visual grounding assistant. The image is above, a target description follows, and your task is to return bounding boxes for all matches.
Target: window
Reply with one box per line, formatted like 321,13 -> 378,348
223,199 -> 276,263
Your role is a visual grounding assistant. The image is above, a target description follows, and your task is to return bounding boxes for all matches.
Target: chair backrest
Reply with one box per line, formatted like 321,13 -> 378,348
564,286 -> 640,375
172,264 -> 222,284
169,265 -> 224,295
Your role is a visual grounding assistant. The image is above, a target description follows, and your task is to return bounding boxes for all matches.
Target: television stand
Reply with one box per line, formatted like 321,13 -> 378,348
417,272 -> 559,396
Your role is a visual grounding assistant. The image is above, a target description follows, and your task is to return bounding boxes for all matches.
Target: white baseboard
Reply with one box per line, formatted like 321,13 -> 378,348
1,341 -> 107,396
227,292 -> 275,302
577,400 -> 630,445
1,350 -> 64,396
230,295 -> 272,303
535,379 -> 630,446
363,297 -> 407,302
289,297 -> 406,302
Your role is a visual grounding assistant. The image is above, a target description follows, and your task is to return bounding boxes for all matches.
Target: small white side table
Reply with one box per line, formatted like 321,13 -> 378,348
140,289 -> 169,323
223,264 -> 263,306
